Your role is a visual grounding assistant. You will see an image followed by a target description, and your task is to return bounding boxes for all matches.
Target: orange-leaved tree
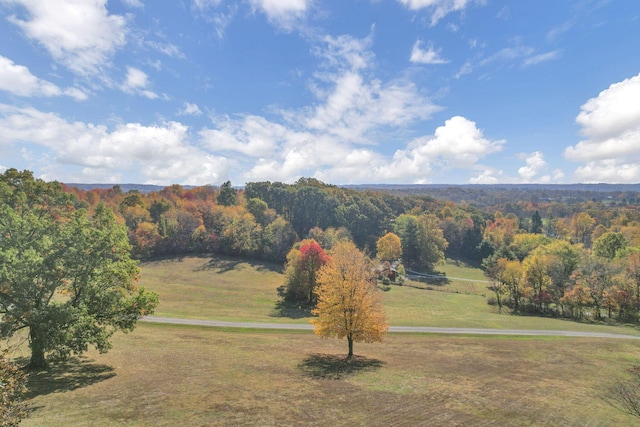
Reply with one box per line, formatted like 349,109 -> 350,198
311,241 -> 388,359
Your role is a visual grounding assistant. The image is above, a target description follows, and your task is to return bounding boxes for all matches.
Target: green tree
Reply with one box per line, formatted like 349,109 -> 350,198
593,232 -> 628,260
312,242 -> 388,359
262,217 -> 298,262
0,170 -> 159,370
531,210 -> 543,234
395,214 -> 447,272
217,181 -> 238,206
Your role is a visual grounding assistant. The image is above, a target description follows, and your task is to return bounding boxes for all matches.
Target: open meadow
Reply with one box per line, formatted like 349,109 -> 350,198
22,323 -> 640,426
139,255 -> 640,335
17,254 -> 640,426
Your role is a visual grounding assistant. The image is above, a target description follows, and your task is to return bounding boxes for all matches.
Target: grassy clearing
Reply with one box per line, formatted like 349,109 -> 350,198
137,255 -> 296,323
22,323 -> 640,426
139,255 -> 640,336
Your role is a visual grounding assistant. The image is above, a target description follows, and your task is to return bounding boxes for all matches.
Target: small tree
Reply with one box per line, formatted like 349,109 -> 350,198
608,365 -> 640,418
311,242 -> 388,359
216,181 -> 238,206
376,232 -> 402,262
283,239 -> 330,305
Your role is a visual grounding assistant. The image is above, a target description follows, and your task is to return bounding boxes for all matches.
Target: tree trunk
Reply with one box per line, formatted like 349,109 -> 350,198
28,327 -> 47,370
347,336 -> 354,360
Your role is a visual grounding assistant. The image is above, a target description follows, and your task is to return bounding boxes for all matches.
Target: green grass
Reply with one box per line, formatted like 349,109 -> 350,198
22,323 -> 640,426
137,255 -> 297,323
139,255 -> 640,336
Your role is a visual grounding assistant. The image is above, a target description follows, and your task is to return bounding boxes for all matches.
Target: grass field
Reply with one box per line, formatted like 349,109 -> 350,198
17,254 -> 640,426
22,323 -> 640,426
139,255 -> 640,336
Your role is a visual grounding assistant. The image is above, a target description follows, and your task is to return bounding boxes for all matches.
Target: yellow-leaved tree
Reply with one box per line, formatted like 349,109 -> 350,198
376,232 -> 402,262
311,241 -> 388,359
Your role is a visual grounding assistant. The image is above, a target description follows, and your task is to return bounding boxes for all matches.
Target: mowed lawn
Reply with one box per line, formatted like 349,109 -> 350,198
23,323 -> 640,426
139,255 -> 640,336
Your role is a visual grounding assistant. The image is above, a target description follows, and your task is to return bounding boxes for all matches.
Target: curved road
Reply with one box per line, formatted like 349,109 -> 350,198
141,316 -> 640,340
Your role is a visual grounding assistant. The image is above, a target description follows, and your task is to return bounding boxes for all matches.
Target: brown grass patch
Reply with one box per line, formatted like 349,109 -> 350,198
21,323 -> 640,426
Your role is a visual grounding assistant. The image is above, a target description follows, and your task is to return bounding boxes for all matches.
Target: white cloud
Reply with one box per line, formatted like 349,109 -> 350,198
377,116 -> 505,182
518,151 -> 547,181
302,33 -> 439,144
196,32 -> 443,184
121,66 -> 158,99
565,72 -> 640,182
178,102 -> 203,116
0,104 -> 229,185
397,0 -> 476,26
410,41 -> 449,65
0,55 -> 87,100
121,0 -> 143,8
314,32 -> 375,72
469,168 -> 502,184
523,50 -> 561,67
249,0 -> 312,31
193,0 -> 223,9
144,41 -> 183,58
201,115 -> 295,157
455,62 -> 472,79
573,160 -> 640,184
4,0 -> 128,76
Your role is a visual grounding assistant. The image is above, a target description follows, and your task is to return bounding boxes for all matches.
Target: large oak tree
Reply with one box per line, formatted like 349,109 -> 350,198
0,170 -> 158,369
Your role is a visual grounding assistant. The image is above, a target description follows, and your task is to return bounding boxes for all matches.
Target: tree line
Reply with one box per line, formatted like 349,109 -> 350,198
60,175 -> 640,324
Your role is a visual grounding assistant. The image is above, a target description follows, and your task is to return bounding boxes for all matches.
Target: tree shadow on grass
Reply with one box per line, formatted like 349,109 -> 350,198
298,353 -> 385,380
194,255 -> 283,274
271,299 -> 313,319
24,357 -> 116,399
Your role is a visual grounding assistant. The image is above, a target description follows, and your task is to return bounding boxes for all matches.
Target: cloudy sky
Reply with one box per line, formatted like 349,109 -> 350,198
1,0 -> 639,186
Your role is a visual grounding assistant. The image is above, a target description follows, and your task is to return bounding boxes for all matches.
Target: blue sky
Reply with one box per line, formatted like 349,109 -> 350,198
1,0 -> 639,186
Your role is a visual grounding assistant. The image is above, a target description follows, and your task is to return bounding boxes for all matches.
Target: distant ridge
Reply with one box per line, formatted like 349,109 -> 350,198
64,183 -> 195,193
344,183 -> 640,192
64,182 -> 640,194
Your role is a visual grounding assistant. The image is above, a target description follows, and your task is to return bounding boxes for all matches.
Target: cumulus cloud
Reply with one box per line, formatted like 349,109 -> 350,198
303,33 -> 439,144
469,168 -> 503,184
0,55 -> 87,99
518,151 -> 546,180
565,72 -> 640,183
193,32 -> 452,184
4,0 -> 128,76
377,116 -> 505,182
0,104 -> 229,185
201,115 -> 296,157
248,0 -> 312,31
397,0 -> 476,26
121,66 -> 158,99
410,41 -> 449,65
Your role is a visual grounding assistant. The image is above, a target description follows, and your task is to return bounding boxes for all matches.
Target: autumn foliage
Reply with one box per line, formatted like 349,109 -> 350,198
311,242 -> 388,359
283,240 -> 330,305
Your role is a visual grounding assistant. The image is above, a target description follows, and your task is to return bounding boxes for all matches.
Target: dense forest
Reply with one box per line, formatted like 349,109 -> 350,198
61,177 -> 640,324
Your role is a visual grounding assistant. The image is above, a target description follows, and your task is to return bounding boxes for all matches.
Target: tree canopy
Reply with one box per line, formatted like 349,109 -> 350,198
311,242 -> 388,359
0,169 -> 158,369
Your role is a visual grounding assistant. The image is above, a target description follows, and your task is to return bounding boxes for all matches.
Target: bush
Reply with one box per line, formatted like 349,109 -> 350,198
0,351 -> 30,426
486,296 -> 498,306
